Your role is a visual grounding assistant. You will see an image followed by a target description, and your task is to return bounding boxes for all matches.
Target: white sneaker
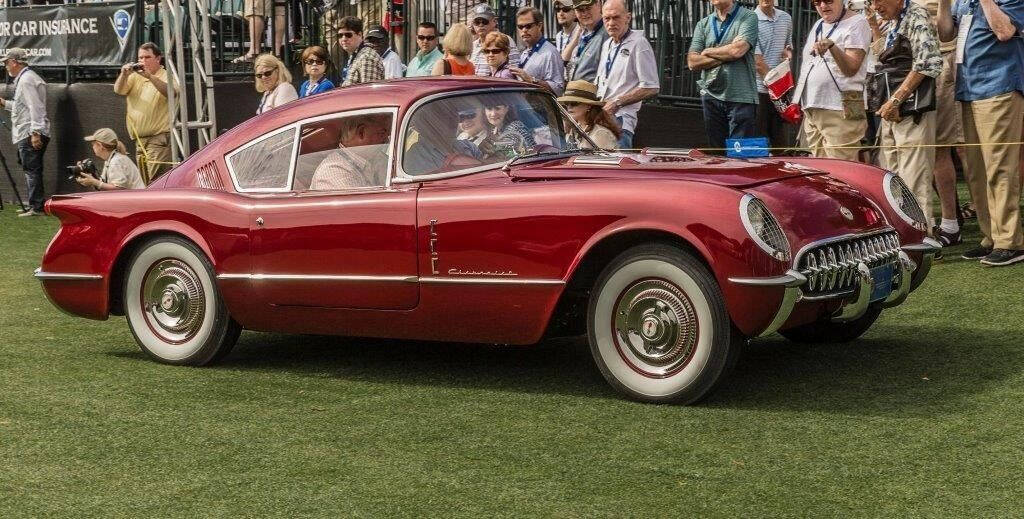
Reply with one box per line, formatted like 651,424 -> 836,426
16,208 -> 41,217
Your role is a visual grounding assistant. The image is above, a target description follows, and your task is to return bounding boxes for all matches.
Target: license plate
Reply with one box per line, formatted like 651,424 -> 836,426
869,264 -> 895,302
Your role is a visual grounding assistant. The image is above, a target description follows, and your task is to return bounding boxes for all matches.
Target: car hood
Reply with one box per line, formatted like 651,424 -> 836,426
509,151 -> 824,188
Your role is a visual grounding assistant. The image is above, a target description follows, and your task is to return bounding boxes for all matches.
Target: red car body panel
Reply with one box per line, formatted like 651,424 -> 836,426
38,78 -> 931,344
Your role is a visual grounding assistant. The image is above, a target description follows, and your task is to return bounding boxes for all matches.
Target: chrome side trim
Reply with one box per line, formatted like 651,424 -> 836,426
34,268 -> 103,281
217,273 -> 418,283
215,273 -> 563,286
419,276 -> 565,285
832,263 -> 873,322
729,270 -> 806,288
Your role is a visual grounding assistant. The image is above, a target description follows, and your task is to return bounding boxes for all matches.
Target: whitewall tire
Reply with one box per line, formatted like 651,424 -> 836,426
587,243 -> 743,404
123,236 -> 240,365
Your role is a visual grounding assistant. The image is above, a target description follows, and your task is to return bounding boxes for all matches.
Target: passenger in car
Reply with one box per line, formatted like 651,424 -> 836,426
481,99 -> 536,158
309,115 -> 391,190
456,100 -> 490,146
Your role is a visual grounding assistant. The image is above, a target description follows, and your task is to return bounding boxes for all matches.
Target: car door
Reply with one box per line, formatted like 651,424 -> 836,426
227,108 -> 419,310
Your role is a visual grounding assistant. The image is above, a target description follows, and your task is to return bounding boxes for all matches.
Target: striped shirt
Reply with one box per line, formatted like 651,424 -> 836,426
754,6 -> 792,93
309,146 -> 388,190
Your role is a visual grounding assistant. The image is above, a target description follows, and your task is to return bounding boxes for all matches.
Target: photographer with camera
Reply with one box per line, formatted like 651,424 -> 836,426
74,128 -> 145,191
114,43 -> 173,185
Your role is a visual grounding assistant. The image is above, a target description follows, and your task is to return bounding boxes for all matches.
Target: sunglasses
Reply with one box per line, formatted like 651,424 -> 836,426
254,70 -> 275,78
304,59 -> 325,65
481,48 -> 505,55
417,34 -> 437,40
562,102 -> 581,108
556,6 -> 574,13
812,0 -> 834,4
472,19 -> 491,26
337,31 -> 356,39
457,110 -> 479,121
516,22 -> 538,30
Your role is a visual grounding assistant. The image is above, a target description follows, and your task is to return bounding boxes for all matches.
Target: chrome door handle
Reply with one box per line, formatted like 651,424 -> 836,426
256,216 -> 265,227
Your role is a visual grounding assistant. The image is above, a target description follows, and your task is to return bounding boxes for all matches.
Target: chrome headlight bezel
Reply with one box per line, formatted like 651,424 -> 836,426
882,171 -> 928,231
739,194 -> 792,262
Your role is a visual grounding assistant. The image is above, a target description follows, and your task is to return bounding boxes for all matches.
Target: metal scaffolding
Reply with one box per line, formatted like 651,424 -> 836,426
161,0 -> 218,162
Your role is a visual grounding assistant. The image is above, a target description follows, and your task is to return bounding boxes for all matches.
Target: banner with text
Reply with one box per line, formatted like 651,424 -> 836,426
0,2 -> 137,67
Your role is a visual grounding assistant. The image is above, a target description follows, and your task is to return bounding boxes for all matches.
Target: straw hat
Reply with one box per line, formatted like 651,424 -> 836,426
556,80 -> 604,106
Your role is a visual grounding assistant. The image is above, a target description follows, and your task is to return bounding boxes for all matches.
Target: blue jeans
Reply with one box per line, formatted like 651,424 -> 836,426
17,135 -> 49,212
615,116 -> 634,149
701,96 -> 757,153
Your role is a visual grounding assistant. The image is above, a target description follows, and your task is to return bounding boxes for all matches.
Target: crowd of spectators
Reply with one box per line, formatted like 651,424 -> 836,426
6,0 -> 1023,268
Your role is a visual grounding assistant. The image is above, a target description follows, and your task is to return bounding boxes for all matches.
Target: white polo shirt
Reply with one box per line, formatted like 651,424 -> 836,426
595,30 -> 659,134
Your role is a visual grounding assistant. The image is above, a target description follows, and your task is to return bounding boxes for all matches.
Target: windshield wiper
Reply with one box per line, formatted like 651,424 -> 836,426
500,149 -> 582,174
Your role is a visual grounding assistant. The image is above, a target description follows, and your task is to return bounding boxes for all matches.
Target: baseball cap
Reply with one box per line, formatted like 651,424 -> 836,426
470,3 -> 496,21
571,0 -> 597,8
84,128 -> 120,146
365,25 -> 388,40
554,0 -> 574,7
1,48 -> 29,63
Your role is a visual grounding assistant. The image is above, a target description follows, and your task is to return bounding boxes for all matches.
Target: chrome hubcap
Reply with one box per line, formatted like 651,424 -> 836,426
614,279 -> 698,376
141,259 -> 205,344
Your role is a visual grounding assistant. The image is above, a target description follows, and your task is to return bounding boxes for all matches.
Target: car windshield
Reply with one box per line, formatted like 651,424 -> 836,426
402,90 -> 589,177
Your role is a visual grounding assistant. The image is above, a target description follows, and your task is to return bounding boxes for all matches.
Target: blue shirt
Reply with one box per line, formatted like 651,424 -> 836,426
951,0 -> 1024,101
298,78 -> 335,98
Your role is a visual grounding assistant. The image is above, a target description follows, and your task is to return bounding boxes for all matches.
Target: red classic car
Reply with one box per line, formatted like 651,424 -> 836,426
36,78 -> 939,403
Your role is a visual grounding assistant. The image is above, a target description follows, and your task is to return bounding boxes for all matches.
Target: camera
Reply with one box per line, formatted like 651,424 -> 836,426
131,63 -> 144,72
66,159 -> 98,181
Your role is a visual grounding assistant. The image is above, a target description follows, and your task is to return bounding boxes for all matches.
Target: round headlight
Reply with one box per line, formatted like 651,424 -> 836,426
883,172 -> 927,230
739,194 -> 791,262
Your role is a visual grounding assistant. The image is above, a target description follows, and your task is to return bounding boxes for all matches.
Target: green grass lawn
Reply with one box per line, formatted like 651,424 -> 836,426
2,205 -> 1023,517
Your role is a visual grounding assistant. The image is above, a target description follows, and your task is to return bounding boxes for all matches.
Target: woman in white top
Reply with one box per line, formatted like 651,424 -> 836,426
557,80 -> 621,150
254,53 -> 297,115
76,127 -> 146,190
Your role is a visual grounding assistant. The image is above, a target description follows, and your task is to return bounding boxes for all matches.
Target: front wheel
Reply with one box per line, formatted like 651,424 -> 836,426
779,305 -> 883,344
587,243 -> 743,404
123,236 -> 240,365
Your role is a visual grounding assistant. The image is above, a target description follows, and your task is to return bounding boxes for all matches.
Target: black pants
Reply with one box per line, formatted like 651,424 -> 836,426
756,93 -> 792,149
701,95 -> 757,153
17,135 -> 49,212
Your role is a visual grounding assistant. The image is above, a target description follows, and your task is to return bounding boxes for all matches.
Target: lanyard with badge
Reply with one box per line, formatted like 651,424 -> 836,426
886,0 -> 912,48
955,0 -> 978,64
577,20 -> 604,58
712,4 -> 740,46
305,77 -> 324,97
603,29 -> 631,80
519,39 -> 548,68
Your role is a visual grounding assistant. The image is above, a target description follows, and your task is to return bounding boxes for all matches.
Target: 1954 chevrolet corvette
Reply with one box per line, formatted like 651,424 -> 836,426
36,78 -> 939,403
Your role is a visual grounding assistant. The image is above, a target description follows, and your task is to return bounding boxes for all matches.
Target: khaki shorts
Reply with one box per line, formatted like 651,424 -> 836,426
244,0 -> 273,18
935,50 -> 964,145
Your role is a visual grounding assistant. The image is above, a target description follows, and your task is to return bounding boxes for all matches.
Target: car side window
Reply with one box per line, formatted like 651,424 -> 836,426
293,112 -> 393,192
227,128 -> 297,191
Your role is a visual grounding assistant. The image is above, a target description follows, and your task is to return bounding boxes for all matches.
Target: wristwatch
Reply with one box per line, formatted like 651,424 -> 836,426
890,95 -> 903,106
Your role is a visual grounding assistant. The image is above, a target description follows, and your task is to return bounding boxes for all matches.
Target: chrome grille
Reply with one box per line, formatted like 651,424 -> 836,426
798,231 -> 901,297
196,161 -> 225,190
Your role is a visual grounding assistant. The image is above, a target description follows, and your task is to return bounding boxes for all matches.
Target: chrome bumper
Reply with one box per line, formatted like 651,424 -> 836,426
901,237 -> 940,293
729,270 -> 807,337
729,241 -> 931,336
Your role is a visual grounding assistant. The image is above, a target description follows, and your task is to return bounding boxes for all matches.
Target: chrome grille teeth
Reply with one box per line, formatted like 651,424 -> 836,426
797,232 -> 902,296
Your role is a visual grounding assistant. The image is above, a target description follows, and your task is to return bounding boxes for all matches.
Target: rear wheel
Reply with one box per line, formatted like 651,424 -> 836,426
587,243 -> 743,404
779,305 -> 883,344
123,236 -> 240,365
